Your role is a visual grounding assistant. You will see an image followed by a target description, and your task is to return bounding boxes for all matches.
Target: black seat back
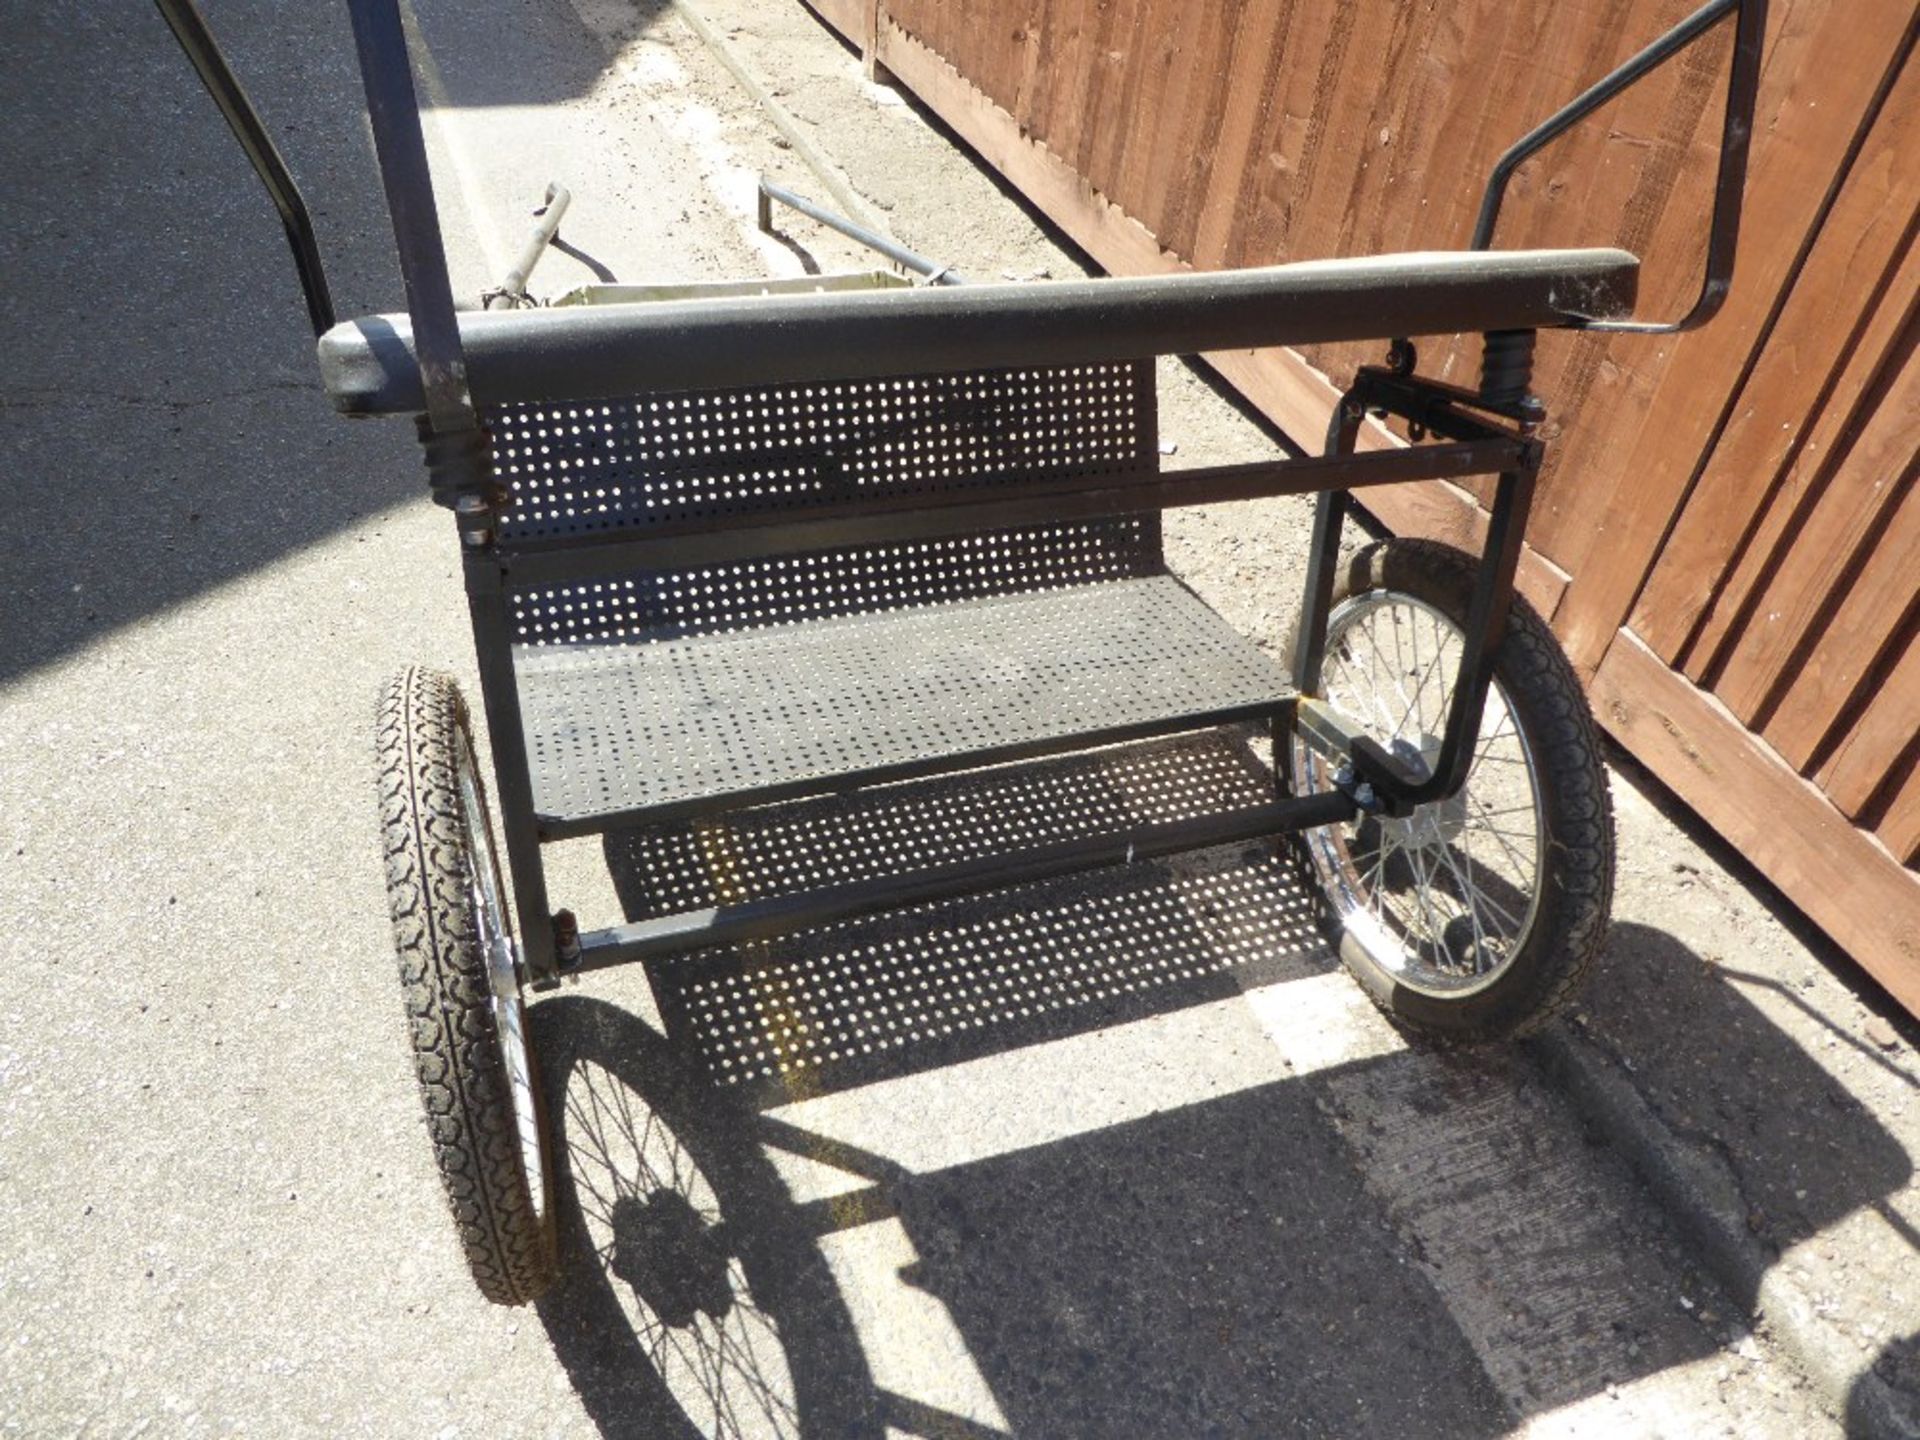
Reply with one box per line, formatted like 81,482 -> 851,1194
488,360 -> 1163,647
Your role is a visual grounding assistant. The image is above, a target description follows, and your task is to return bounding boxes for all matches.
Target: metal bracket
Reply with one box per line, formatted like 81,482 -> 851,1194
1292,366 -> 1542,819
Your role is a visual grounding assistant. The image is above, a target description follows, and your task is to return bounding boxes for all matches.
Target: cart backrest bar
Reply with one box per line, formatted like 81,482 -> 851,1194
316,248 -> 1638,416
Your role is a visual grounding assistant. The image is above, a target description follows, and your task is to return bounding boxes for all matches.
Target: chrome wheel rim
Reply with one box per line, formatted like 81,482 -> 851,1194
1293,591 -> 1546,998
456,734 -> 546,1220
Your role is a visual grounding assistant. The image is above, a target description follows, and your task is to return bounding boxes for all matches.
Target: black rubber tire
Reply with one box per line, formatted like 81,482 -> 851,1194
377,666 -> 557,1305
1282,538 -> 1615,1040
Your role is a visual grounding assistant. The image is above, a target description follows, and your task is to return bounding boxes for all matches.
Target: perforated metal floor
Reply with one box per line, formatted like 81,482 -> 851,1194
516,576 -> 1291,834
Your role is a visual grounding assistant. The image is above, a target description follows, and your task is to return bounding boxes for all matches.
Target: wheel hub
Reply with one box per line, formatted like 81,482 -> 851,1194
1373,734 -> 1468,850
608,1190 -> 735,1328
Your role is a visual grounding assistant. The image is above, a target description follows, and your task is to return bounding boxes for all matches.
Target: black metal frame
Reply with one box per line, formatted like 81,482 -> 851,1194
1470,0 -> 1768,334
152,0 -> 335,338
154,0 -> 1763,989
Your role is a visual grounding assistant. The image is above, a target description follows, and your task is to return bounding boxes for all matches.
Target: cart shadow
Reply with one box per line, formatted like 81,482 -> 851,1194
531,997 -> 886,1439
7,3 -> 430,688
13,0 -> 665,690
531,994 -> 1520,1439
518,732 -> 1914,1436
1559,918 -> 1917,1300
1854,1331 -> 1920,1436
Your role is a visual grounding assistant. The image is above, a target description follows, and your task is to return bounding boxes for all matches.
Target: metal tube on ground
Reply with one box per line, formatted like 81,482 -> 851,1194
758,177 -> 963,285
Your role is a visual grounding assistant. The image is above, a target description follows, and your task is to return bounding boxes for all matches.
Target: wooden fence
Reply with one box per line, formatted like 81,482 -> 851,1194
802,0 -> 1920,1012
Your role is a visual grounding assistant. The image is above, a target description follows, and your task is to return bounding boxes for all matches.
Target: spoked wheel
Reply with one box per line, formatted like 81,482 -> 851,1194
1283,539 -> 1614,1040
377,666 -> 557,1304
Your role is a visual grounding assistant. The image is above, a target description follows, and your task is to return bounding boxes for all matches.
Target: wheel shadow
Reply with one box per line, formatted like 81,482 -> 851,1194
531,996 -> 884,1439
1852,1331 -> 1920,1437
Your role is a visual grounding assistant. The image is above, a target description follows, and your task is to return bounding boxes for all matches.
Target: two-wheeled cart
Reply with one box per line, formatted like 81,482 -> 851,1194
157,0 -> 1765,1304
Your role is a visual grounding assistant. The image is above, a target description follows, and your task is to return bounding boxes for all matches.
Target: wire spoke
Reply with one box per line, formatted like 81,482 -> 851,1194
1434,841 -> 1497,960
1401,619 -> 1454,744
1464,793 -> 1537,874
1408,844 -> 1450,948
1384,611 -> 1419,737
1334,639 -> 1403,738
1467,750 -> 1532,768
1307,591 -> 1550,993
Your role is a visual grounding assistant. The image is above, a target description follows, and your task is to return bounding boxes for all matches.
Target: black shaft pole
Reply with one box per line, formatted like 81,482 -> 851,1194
152,0 -> 336,337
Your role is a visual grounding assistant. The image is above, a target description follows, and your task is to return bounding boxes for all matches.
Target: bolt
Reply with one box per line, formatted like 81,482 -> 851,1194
553,909 -> 582,968
455,494 -> 494,547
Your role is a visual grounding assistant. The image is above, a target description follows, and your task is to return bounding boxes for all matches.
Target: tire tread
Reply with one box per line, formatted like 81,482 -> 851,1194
376,666 -> 555,1305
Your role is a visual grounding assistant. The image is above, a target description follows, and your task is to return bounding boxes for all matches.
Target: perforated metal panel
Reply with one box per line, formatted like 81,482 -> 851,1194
516,576 -> 1290,831
507,519 -> 1159,646
606,732 -> 1279,920
486,361 -> 1159,644
652,852 -> 1324,1090
602,732 -> 1327,1092
489,363 -> 1155,540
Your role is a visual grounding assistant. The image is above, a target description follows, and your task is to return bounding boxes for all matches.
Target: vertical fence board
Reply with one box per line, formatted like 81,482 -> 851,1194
1706,337 -> 1920,724
1816,626 -> 1920,820
1549,3 -> 1915,671
1681,270 -> 1918,686
1878,761 -> 1920,867
1188,0 -> 1293,266
1629,70 -> 1920,665
1593,631 -> 1920,1014
1759,451 -> 1919,772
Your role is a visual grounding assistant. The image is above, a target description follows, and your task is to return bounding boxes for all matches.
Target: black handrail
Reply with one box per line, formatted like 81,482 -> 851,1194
1470,0 -> 1768,334
152,0 -> 336,337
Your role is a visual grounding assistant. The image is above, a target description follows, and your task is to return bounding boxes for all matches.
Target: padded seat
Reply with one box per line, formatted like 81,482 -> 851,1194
318,248 -> 1638,415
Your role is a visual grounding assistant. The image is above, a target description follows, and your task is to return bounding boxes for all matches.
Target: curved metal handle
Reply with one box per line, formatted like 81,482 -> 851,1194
153,0 -> 336,337
1471,0 -> 1769,335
